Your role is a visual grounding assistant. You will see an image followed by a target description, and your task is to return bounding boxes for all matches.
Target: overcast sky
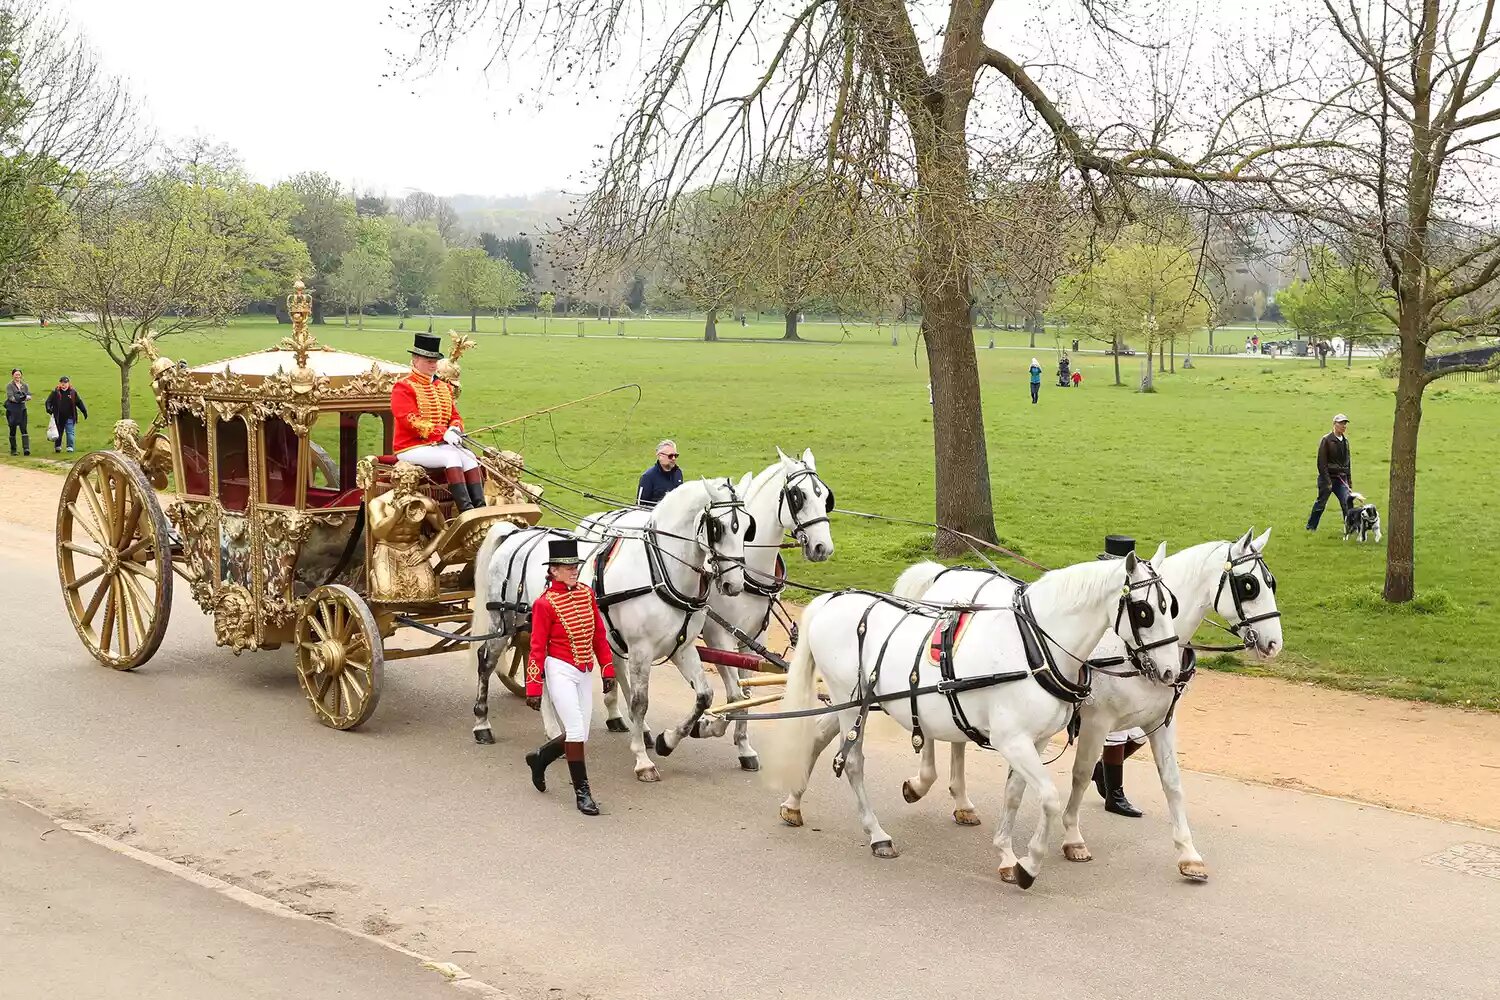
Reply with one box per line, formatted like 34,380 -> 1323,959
59,0 -> 621,198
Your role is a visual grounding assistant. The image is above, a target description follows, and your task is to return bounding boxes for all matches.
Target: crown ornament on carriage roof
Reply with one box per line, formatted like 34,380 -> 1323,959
280,278 -> 325,370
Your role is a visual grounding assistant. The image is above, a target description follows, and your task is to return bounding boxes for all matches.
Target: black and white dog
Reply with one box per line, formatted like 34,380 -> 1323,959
1343,492 -> 1383,542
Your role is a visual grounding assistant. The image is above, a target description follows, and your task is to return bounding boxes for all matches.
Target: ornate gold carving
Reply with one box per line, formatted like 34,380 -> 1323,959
435,331 -> 476,398
355,456 -> 378,492
169,500 -> 220,610
480,449 -> 544,506
261,509 -> 314,626
323,362 -> 400,400
367,462 -> 445,604
210,583 -> 256,653
112,419 -> 173,489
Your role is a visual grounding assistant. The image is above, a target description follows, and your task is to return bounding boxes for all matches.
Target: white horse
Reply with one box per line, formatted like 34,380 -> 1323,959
763,548 -> 1181,888
469,475 -> 754,781
893,529 -> 1283,881
694,448 -> 835,772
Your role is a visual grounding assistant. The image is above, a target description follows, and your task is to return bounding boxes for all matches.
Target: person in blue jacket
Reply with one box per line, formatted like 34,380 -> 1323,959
636,439 -> 684,506
1028,358 -> 1042,404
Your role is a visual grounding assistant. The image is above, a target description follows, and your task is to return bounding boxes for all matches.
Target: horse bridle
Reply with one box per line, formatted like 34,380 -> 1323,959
778,465 -> 834,543
1113,562 -> 1182,683
701,478 -> 755,589
1214,546 -> 1280,650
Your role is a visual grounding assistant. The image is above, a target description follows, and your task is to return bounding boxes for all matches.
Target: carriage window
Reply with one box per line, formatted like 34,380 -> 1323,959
305,410 -> 393,509
176,412 -> 210,496
216,417 -> 251,513
263,417 -> 299,507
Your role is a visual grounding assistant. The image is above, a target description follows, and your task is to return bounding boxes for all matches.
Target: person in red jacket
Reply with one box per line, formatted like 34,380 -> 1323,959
390,333 -> 484,512
525,537 -> 615,815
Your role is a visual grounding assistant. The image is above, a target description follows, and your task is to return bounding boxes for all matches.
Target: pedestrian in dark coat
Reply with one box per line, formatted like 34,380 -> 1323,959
6,368 -> 31,456
636,439 -> 684,506
1306,413 -> 1354,531
44,376 -> 88,454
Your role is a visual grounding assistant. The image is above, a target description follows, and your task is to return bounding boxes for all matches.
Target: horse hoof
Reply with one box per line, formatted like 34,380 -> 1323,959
871,840 -> 900,860
653,733 -> 674,757
953,808 -> 982,826
473,728 -> 495,745
1013,863 -> 1036,890
901,780 -> 923,803
1063,843 -> 1092,863
997,865 -> 1017,884
1179,860 -> 1209,882
605,718 -> 629,733
738,755 -> 760,772
779,806 -> 803,827
636,766 -> 661,783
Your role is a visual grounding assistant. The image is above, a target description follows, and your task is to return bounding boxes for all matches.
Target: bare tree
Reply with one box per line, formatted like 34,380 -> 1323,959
0,2 -> 141,302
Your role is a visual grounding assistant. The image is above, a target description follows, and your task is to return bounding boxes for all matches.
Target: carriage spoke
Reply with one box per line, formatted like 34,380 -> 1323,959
117,580 -> 137,654
120,560 -> 157,582
67,562 -> 109,592
99,578 -> 119,653
314,669 -> 335,706
119,532 -> 152,564
117,485 -> 144,552
63,541 -> 106,559
69,503 -> 109,549
309,616 -> 329,643
81,575 -> 110,626
106,468 -> 128,546
88,469 -> 116,545
119,570 -> 153,632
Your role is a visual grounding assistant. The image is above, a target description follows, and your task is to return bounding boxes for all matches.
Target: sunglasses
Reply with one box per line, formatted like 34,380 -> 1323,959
660,452 -> 678,459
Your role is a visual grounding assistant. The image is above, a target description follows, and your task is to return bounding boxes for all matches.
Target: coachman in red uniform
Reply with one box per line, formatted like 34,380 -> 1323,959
390,333 -> 486,512
525,538 -> 614,815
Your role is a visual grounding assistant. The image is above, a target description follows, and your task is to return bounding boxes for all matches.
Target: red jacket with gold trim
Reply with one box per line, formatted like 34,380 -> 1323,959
391,371 -> 462,454
526,581 -> 615,697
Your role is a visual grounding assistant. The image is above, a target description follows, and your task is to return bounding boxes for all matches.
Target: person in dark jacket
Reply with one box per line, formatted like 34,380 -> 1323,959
6,368 -> 31,456
636,439 -> 684,506
44,375 -> 88,454
1306,413 -> 1353,531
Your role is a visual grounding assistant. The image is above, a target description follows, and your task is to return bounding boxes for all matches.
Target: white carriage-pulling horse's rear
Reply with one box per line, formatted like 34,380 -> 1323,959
764,548 -> 1182,888
893,529 -> 1283,881
469,475 -> 755,781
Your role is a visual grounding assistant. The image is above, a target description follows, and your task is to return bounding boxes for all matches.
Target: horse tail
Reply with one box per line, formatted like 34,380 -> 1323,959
469,521 -> 523,673
762,593 -> 831,794
893,560 -> 946,601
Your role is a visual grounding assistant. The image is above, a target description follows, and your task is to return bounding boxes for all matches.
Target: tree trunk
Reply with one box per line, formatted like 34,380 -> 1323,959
470,309 -> 477,333
343,306 -> 350,327
357,295 -> 365,330
1169,337 -> 1175,373
1384,339 -> 1425,603
118,359 -> 132,421
1347,338 -> 1354,368
398,312 -> 406,330
782,309 -> 801,341
1158,338 -> 1166,373
1209,329 -> 1215,349
1112,334 -> 1122,385
704,307 -> 718,342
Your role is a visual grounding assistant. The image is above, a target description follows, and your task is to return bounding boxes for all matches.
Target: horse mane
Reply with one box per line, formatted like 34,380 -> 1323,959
1166,539 -> 1233,582
1025,556 -> 1128,615
648,477 -> 714,530
748,460 -> 786,501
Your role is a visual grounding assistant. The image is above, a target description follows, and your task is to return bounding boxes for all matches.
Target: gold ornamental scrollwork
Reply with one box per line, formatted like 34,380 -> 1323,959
210,583 -> 257,653
261,509 -> 315,626
169,500 -> 220,610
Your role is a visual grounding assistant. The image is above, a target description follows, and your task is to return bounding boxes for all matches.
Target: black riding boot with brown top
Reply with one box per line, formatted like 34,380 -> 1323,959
565,742 -> 599,815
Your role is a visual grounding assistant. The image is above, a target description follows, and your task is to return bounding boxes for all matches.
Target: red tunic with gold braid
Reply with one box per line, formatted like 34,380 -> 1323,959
391,370 -> 462,453
526,581 -> 615,698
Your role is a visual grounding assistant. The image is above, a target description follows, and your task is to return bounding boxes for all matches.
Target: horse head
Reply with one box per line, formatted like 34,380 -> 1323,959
698,473 -> 756,596
775,446 -> 835,563
1215,528 -> 1282,659
1115,543 -> 1185,684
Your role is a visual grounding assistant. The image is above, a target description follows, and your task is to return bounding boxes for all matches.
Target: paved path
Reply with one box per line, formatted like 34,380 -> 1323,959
0,797 -> 467,999
2,520 -> 1497,1000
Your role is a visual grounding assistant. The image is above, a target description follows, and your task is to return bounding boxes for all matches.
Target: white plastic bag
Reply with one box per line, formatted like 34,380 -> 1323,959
46,415 -> 59,442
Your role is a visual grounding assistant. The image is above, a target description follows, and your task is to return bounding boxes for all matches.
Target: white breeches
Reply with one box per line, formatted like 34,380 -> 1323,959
1104,727 -> 1147,746
398,443 -> 478,472
541,656 -> 594,743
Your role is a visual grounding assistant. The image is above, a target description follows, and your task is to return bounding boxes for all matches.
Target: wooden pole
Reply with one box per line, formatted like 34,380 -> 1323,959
706,692 -> 786,715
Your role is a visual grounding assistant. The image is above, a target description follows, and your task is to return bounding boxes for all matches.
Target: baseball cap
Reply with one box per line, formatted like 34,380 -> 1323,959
1333,413 -> 1349,423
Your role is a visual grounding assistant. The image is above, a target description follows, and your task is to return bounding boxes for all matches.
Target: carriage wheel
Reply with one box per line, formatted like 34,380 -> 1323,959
495,640 -> 528,697
295,585 -> 384,731
57,450 -> 174,670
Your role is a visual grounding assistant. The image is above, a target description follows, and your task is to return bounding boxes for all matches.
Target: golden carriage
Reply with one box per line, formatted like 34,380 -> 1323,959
55,282 -> 541,729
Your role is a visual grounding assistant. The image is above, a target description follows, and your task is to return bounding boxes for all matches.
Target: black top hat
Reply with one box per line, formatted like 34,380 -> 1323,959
1101,534 -> 1135,559
409,333 -> 444,360
546,538 -> 585,566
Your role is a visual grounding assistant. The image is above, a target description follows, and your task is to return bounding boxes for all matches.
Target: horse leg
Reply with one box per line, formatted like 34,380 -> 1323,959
471,637 -> 507,745
1148,722 -> 1207,881
900,738 -> 939,804
949,742 -> 981,826
1061,719 -> 1111,863
992,736 -> 1061,889
844,733 -> 898,858
604,667 -> 628,732
621,654 -> 659,782
779,714 -> 841,827
715,660 -> 759,771
653,647 -> 717,759
994,763 -> 1028,882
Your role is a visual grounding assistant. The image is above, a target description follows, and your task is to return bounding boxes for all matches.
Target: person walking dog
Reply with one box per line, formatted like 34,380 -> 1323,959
1029,358 -> 1042,404
43,376 -> 87,453
6,368 -> 31,456
524,538 -> 616,816
636,439 -> 684,506
1306,413 -> 1354,532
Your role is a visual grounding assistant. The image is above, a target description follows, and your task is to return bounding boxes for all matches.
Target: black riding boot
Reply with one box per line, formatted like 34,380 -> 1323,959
1100,762 -> 1144,818
466,481 -> 486,509
525,736 -> 565,792
567,757 -> 600,816
448,479 -> 475,514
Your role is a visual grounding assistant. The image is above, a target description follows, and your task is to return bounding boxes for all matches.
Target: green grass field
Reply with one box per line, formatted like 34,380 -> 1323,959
5,314 -> 1496,709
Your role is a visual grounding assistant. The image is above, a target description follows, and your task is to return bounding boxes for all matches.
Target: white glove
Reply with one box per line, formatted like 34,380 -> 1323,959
443,427 -> 463,447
